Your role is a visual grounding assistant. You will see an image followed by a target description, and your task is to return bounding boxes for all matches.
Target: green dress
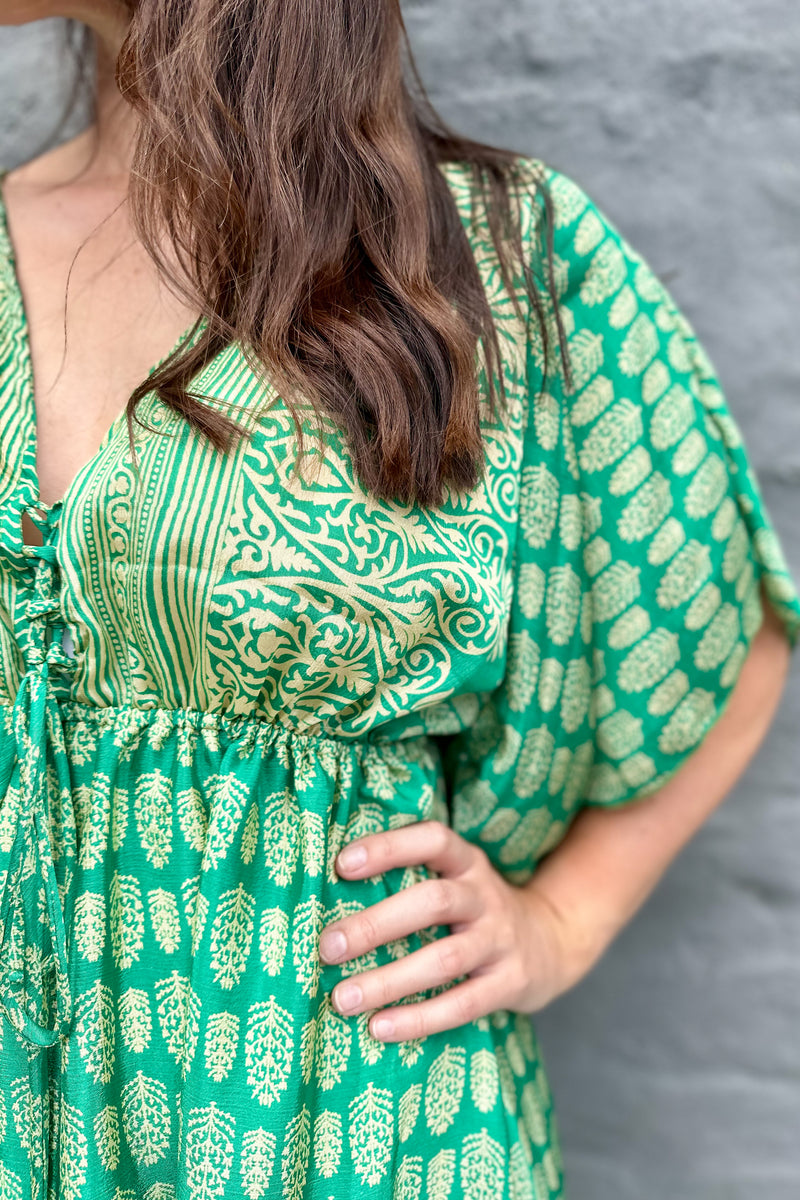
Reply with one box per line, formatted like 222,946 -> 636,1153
0,157 -> 798,1200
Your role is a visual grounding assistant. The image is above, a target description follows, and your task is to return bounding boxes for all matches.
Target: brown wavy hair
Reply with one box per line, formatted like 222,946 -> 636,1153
56,0 -> 571,508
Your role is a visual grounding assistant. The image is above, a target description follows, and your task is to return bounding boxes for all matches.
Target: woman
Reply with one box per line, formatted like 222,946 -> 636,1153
0,1 -> 797,1197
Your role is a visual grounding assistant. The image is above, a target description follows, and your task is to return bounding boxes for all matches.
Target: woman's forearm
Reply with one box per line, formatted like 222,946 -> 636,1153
523,589 -> 793,981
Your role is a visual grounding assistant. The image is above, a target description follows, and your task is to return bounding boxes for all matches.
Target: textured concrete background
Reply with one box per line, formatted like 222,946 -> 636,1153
2,3 -> 799,1196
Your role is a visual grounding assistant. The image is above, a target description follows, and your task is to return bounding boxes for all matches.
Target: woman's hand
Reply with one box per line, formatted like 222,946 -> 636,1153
317,819 -> 595,1043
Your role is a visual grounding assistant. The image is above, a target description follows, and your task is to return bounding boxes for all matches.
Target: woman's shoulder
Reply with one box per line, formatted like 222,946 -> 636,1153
438,153 -> 625,285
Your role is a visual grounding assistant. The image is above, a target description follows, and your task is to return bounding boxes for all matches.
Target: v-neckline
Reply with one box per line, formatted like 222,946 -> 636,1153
0,167 -> 209,517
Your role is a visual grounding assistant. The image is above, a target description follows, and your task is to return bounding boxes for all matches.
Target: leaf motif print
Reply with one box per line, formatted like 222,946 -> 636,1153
262,788 -> 301,886
397,1034 -> 424,1069
93,1105 -> 121,1171
544,566 -> 582,647
513,727 -> 555,801
204,1012 -> 240,1082
460,1128 -> 506,1200
181,877 -> 210,954
325,821 -> 347,884
427,1148 -> 457,1200
60,1097 -> 89,1200
537,658 -> 564,714
176,1089 -> 184,1161
196,714 -> 220,753
532,388 -> 559,453
177,788 -> 209,852
143,1184 -> 177,1200
177,723 -> 198,768
74,773 -> 111,869
184,1103 -> 236,1200
314,994 -> 352,1091
148,887 -> 183,954
290,741 -> 321,792
509,1143 -> 535,1200
398,1083 -> 422,1143
504,1030 -> 527,1078
135,770 -> 174,868
110,871 -> 145,968
291,896 -> 324,997
111,786 -> 129,851
192,892 -> 210,955
344,801 -> 388,846
348,1083 -> 393,1187
470,1049 -> 500,1114
520,1081 -> 548,1147
73,892 -> 105,962
280,1105 -> 311,1200
0,1164 -> 23,1200
155,972 -> 201,1075
75,980 -> 116,1083
10,1075 -> 43,1169
244,996 -> 294,1106
361,745 -> 413,803
300,1016 -> 317,1085
312,1110 -> 342,1180
239,1127 -> 277,1199
495,1045 -> 517,1116
298,808 -> 325,877
241,800 -> 259,864
519,465 -> 559,550
618,311 -> 659,377
119,987 -> 153,1053
579,238 -> 627,308
616,629 -> 680,694
425,1044 -> 466,1136
67,719 -> 98,765
146,708 -> 173,751
356,1009 -> 386,1067
617,472 -> 672,543
209,883 -> 255,989
202,773 -> 249,871
0,786 -> 21,854
655,539 -> 712,611
112,707 -> 150,759
258,906 -> 289,975
120,1072 -> 172,1167
393,1155 -> 422,1200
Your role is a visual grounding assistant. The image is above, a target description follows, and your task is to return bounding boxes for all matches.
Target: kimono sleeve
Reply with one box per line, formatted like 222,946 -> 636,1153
441,166 -> 800,885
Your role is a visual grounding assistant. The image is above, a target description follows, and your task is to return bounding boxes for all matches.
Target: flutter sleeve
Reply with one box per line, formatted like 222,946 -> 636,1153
440,164 -> 800,885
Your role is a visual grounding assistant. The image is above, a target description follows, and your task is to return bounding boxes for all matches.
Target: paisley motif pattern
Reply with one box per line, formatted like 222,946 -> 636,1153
0,156 -> 798,1200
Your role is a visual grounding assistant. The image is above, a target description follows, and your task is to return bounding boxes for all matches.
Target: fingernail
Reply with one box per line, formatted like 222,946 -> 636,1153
334,982 -> 362,1014
338,843 -> 367,871
319,930 -> 347,962
372,1017 -> 394,1039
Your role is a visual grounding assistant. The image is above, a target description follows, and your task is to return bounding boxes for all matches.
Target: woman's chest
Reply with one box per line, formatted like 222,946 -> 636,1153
0,177 -> 202,517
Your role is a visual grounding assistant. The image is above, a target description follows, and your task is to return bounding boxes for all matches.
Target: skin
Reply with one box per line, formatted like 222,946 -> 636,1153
1,0 -> 200,538
3,0 -> 794,1044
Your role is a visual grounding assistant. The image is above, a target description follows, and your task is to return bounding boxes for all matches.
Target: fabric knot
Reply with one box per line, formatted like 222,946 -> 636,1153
22,542 -> 58,566
26,594 -> 61,620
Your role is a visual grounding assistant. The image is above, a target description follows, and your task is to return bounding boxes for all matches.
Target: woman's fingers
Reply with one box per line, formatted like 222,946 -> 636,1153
330,929 -> 492,1018
335,819 -> 480,881
367,973 -> 506,1042
319,875 -> 483,965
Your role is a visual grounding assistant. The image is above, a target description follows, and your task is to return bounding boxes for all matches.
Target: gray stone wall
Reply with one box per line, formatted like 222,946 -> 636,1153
2,3 -> 798,1196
